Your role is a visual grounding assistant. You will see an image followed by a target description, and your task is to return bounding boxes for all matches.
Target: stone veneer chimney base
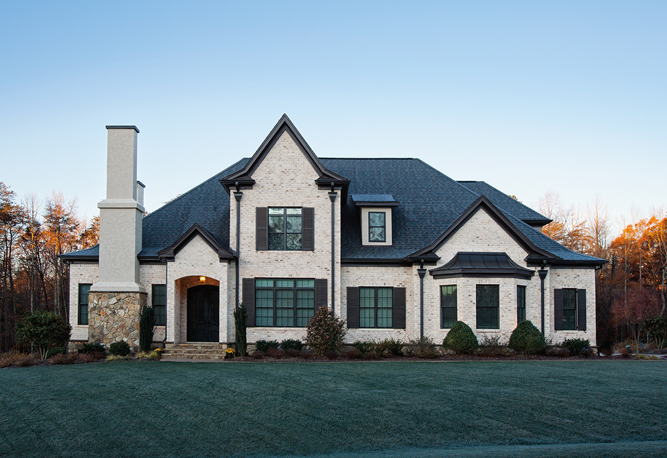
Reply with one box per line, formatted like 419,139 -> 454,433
88,292 -> 148,351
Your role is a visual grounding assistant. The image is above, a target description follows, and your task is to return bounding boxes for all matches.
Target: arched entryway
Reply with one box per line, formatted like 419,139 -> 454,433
187,284 -> 219,342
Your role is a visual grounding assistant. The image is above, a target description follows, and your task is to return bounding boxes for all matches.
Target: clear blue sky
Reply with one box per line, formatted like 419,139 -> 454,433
1,1 -> 665,231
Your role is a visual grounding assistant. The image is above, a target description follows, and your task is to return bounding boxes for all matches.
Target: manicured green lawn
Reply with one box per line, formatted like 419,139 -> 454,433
1,361 -> 666,457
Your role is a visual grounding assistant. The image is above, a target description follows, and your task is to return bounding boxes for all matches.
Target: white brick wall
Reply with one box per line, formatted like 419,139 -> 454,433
68,263 -> 99,341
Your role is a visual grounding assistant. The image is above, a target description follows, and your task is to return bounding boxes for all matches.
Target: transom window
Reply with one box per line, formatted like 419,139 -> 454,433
476,285 -> 499,329
562,288 -> 577,330
360,287 -> 392,328
517,285 -> 526,324
268,208 -> 302,250
255,279 -> 315,327
78,284 -> 91,325
152,284 -> 166,326
368,212 -> 386,242
441,285 -> 457,329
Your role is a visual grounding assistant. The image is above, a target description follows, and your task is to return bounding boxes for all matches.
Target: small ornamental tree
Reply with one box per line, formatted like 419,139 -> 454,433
139,306 -> 155,353
443,321 -> 478,354
508,320 -> 545,354
15,310 -> 71,359
234,304 -> 248,356
611,287 -> 660,354
305,307 -> 346,356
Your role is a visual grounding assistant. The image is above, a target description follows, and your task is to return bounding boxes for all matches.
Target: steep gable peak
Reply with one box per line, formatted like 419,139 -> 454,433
220,114 -> 348,192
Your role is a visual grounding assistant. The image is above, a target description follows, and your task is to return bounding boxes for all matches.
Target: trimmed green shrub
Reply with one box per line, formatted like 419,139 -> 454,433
109,341 -> 131,356
562,338 -> 590,356
280,339 -> 303,351
305,307 -> 347,356
234,304 -> 248,356
79,343 -> 105,354
443,321 -> 479,354
256,340 -> 279,353
139,306 -> 155,353
508,321 -> 545,354
15,310 -> 71,359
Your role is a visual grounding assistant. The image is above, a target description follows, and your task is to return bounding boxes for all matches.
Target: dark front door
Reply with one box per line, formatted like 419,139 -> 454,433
187,285 -> 219,342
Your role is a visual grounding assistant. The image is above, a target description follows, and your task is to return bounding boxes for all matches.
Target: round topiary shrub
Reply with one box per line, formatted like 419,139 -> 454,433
109,340 -> 131,356
508,321 -> 546,354
443,321 -> 479,354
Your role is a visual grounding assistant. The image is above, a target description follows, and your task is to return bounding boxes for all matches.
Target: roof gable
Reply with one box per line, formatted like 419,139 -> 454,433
156,224 -> 235,262
407,195 -> 554,262
220,114 -> 348,192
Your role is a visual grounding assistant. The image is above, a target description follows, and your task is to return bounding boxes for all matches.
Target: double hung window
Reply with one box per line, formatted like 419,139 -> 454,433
476,285 -> 499,329
78,284 -> 91,325
255,279 -> 315,327
152,284 -> 167,326
441,285 -> 457,328
359,287 -> 392,328
268,208 -> 303,250
562,288 -> 577,330
517,285 -> 526,324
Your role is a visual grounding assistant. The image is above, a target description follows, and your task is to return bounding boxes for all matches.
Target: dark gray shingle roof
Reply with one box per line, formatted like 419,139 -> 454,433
63,156 -> 603,265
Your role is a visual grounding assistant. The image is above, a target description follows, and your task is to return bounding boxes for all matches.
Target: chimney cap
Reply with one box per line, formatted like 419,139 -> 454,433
106,125 -> 140,133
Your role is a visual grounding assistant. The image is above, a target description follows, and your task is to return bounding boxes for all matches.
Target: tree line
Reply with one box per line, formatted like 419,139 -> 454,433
0,182 -> 98,351
536,192 -> 667,344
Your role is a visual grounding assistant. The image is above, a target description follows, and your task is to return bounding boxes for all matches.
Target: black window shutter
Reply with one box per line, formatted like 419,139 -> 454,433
256,207 -> 268,251
315,279 -> 327,313
347,287 -> 359,328
243,278 -> 255,327
393,287 -> 406,329
302,208 -> 314,251
577,289 -> 586,331
554,289 -> 563,331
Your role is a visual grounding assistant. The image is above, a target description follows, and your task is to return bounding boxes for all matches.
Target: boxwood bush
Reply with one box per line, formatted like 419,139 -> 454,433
562,338 -> 590,356
256,340 -> 279,353
443,321 -> 479,354
109,341 -> 131,356
280,339 -> 303,351
508,321 -> 545,354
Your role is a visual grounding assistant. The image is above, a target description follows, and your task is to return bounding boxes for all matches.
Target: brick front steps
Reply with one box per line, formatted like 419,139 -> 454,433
162,343 -> 230,360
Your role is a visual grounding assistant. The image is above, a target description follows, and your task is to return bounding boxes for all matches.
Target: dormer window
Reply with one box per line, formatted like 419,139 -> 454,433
351,194 -> 397,247
369,212 -> 386,242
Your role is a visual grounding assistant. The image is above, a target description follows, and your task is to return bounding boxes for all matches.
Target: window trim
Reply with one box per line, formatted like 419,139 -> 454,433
359,287 -> 393,328
440,285 -> 457,329
268,207 -> 303,251
360,207 -> 393,246
78,284 -> 91,325
152,284 -> 167,326
476,284 -> 500,330
254,278 -> 315,327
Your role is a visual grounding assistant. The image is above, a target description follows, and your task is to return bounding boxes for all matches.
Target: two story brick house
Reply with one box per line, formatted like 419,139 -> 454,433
62,115 -> 605,351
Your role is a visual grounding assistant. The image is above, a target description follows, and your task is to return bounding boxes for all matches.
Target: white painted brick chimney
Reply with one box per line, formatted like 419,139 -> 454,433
90,126 -> 146,293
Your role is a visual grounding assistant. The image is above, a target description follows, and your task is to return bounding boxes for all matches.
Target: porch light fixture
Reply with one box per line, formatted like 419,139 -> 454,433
199,276 -> 206,283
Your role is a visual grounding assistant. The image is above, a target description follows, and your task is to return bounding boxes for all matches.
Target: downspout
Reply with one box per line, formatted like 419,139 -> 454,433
234,184 -> 243,353
418,259 -> 426,340
163,259 -> 168,349
329,184 -> 337,313
538,261 -> 548,337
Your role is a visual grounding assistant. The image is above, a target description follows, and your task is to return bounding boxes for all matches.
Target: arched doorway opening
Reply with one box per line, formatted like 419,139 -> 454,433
186,283 -> 219,342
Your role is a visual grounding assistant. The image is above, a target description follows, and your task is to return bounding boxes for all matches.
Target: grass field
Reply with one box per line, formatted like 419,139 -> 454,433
1,360 -> 666,457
